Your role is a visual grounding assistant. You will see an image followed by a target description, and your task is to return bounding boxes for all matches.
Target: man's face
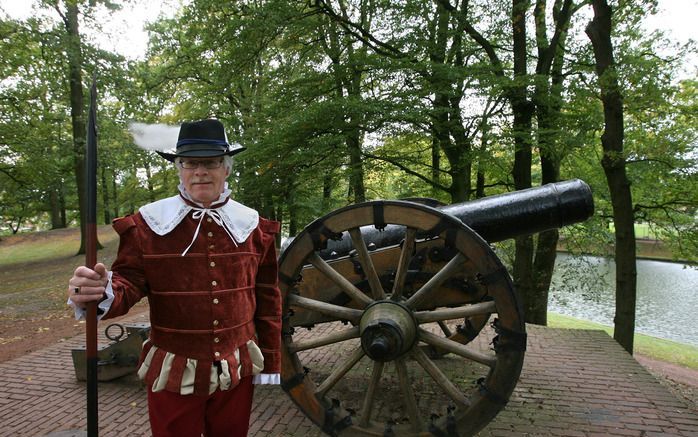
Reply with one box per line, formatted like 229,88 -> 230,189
178,157 -> 230,206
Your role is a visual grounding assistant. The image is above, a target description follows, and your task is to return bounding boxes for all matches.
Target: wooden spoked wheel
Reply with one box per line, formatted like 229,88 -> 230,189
278,201 -> 526,436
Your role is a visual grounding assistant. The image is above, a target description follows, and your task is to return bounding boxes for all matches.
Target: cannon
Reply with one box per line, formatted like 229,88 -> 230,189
278,179 -> 593,436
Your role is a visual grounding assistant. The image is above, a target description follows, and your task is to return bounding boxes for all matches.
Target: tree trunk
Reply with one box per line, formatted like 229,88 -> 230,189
275,204 -> 283,247
49,188 -> 63,229
530,229 -> 557,324
11,216 -> 23,234
447,95 -> 472,203
59,185 -> 67,228
431,1 -> 473,204
263,191 -> 275,222
475,119 -> 489,199
112,176 -> 119,219
586,0 -> 636,353
346,42 -> 366,204
288,183 -> 298,237
510,0 -> 536,322
64,4 -> 102,252
530,92 -> 561,325
346,125 -> 365,203
525,0 -> 575,325
329,5 -> 367,205
144,162 -> 156,203
431,131 -> 441,199
323,171 -> 333,212
64,3 -> 88,254
430,0 -> 449,198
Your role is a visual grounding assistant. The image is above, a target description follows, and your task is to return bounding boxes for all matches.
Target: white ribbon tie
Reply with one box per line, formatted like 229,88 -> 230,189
181,207 -> 238,256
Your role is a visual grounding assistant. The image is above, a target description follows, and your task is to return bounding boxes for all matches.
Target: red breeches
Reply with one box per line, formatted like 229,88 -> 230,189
147,376 -> 254,437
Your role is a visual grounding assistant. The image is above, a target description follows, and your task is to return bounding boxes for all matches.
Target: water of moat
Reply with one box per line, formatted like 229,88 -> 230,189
549,252 -> 698,347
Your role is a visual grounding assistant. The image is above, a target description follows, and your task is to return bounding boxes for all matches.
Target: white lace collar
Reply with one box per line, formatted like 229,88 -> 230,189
139,187 -> 259,255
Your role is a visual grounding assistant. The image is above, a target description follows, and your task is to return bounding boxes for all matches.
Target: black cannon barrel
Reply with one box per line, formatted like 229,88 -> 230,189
441,178 -> 593,242
288,179 -> 593,260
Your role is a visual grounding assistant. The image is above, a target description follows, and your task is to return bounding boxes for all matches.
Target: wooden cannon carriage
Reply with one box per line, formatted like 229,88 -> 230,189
277,179 -> 594,436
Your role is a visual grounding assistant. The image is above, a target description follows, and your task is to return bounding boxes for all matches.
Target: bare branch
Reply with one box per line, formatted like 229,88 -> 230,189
362,151 -> 450,192
313,0 -> 411,60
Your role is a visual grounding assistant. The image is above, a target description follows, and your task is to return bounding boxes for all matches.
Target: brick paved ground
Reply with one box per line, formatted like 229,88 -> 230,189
1,311 -> 696,437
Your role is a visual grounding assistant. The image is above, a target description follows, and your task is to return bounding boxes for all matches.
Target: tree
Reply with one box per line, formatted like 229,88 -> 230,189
632,78 -> 698,261
586,0 -> 636,353
529,0 -> 579,325
0,16 -> 76,231
452,0 -> 588,324
47,0 -> 123,252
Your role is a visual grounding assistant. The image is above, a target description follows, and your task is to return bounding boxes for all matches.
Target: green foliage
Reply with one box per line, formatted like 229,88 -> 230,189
0,15 -> 75,230
560,5 -> 698,262
0,0 -> 695,264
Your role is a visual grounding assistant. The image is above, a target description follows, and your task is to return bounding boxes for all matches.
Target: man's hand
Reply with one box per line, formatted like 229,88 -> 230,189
68,263 -> 108,309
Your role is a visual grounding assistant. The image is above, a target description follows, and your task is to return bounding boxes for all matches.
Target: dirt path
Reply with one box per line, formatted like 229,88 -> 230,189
0,225 -> 121,362
0,303 -> 150,363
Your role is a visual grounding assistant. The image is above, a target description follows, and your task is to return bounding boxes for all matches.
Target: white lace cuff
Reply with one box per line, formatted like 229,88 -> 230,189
252,373 -> 280,385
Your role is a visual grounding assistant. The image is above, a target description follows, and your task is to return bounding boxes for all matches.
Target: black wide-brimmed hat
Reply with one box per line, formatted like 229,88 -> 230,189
156,119 -> 246,162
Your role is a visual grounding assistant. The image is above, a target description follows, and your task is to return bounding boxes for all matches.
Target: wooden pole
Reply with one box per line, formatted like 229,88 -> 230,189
85,76 -> 99,437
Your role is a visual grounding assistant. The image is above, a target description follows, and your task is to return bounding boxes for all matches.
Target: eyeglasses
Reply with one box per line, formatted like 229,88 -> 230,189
178,159 -> 224,170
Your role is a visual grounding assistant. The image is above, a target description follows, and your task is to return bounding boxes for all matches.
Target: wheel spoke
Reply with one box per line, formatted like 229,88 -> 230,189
348,227 -> 385,300
287,294 -> 363,324
315,346 -> 365,398
411,346 -> 470,408
308,252 -> 373,306
415,301 -> 497,324
391,227 -> 417,300
396,358 -> 423,432
437,321 -> 453,337
418,328 -> 496,368
405,253 -> 466,309
358,360 -> 385,427
287,326 -> 360,353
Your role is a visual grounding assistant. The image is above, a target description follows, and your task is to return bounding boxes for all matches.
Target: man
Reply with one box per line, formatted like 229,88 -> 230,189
68,119 -> 281,437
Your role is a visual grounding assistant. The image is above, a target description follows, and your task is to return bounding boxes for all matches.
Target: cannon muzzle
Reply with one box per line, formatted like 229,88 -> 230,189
441,178 -> 593,241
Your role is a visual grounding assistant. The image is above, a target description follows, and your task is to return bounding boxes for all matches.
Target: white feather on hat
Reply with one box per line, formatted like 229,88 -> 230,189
128,122 -> 180,152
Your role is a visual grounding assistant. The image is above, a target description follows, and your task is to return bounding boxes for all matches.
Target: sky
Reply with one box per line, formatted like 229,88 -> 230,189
0,0 -> 695,65
643,0 -> 698,43
0,0 -> 183,60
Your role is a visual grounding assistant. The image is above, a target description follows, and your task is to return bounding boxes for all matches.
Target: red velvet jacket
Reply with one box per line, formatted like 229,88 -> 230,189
104,199 -> 281,395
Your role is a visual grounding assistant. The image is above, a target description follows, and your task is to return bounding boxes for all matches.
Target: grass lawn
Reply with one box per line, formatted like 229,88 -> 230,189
0,225 -> 119,267
548,312 -> 698,370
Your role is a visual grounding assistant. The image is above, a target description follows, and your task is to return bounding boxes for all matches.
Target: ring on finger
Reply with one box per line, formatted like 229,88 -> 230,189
74,286 -> 80,294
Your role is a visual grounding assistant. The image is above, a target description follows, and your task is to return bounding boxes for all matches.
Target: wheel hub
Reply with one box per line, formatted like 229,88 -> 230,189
359,300 -> 416,362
